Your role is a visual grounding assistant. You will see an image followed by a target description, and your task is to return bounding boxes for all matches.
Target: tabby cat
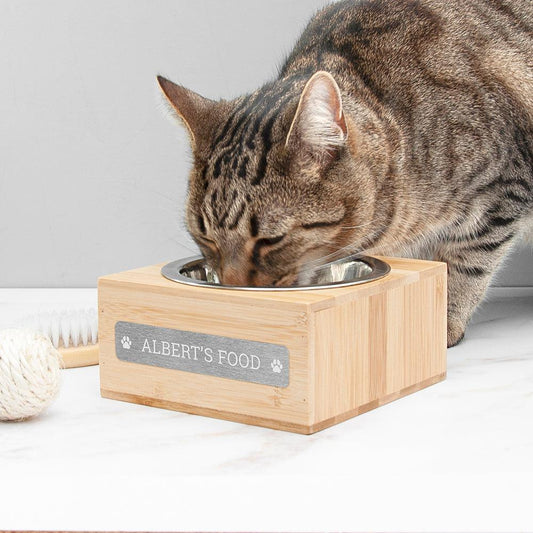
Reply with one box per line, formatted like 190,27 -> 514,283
158,0 -> 532,347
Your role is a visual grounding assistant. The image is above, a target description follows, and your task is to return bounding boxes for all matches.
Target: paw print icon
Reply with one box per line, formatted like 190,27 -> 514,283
271,359 -> 283,373
121,336 -> 132,349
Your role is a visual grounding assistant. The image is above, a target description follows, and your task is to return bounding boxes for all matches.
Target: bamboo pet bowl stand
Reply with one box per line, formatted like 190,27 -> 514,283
98,257 -> 447,434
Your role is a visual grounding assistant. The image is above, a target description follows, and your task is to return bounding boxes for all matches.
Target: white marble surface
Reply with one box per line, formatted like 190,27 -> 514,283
0,287 -> 532,532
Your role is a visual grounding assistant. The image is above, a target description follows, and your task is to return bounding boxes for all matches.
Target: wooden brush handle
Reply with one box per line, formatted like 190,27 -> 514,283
58,344 -> 99,368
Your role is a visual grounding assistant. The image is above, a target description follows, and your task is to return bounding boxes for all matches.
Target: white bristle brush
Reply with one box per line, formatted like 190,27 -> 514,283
17,309 -> 99,368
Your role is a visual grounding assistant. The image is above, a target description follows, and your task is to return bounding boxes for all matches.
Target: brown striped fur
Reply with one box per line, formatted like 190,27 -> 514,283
158,0 -> 532,347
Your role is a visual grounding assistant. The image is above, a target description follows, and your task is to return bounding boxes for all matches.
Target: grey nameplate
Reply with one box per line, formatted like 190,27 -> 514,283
115,321 -> 289,388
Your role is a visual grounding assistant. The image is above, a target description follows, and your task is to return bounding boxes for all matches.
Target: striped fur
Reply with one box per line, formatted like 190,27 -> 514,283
158,0 -> 532,347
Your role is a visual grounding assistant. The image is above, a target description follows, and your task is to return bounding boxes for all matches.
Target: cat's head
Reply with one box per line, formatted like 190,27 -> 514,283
158,71 -> 377,286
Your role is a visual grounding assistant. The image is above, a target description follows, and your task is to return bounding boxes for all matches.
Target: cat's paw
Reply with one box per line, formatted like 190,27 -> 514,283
447,321 -> 465,348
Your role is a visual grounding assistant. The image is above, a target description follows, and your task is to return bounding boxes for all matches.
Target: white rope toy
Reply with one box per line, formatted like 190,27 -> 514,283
0,329 -> 62,421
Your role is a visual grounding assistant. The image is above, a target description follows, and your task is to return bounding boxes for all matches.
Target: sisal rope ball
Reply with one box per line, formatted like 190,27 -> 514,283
0,329 -> 62,421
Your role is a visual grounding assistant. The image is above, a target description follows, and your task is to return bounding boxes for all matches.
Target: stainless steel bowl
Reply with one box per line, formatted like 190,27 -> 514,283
161,255 -> 390,291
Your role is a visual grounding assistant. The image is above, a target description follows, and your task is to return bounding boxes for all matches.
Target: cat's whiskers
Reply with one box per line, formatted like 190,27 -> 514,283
296,245 -> 363,275
296,219 -> 384,272
295,225 -> 390,277
167,235 -> 200,256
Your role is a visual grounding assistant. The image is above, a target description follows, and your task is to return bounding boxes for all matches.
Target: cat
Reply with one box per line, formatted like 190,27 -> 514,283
157,0 -> 532,348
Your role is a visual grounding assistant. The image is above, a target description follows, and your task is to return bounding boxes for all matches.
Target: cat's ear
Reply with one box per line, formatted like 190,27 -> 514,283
285,71 -> 347,163
157,75 -> 216,150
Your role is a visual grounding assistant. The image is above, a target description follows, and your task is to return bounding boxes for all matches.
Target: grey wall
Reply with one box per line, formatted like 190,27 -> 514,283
0,0 -> 531,287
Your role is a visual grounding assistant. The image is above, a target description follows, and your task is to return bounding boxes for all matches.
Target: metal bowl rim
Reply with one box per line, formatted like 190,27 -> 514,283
161,255 -> 390,291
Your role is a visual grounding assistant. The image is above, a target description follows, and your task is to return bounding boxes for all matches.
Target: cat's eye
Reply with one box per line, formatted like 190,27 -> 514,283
301,219 -> 342,229
195,230 -> 218,250
196,215 -> 218,250
252,234 -> 286,267
198,235 -> 217,247
257,235 -> 285,247
197,214 -> 207,235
